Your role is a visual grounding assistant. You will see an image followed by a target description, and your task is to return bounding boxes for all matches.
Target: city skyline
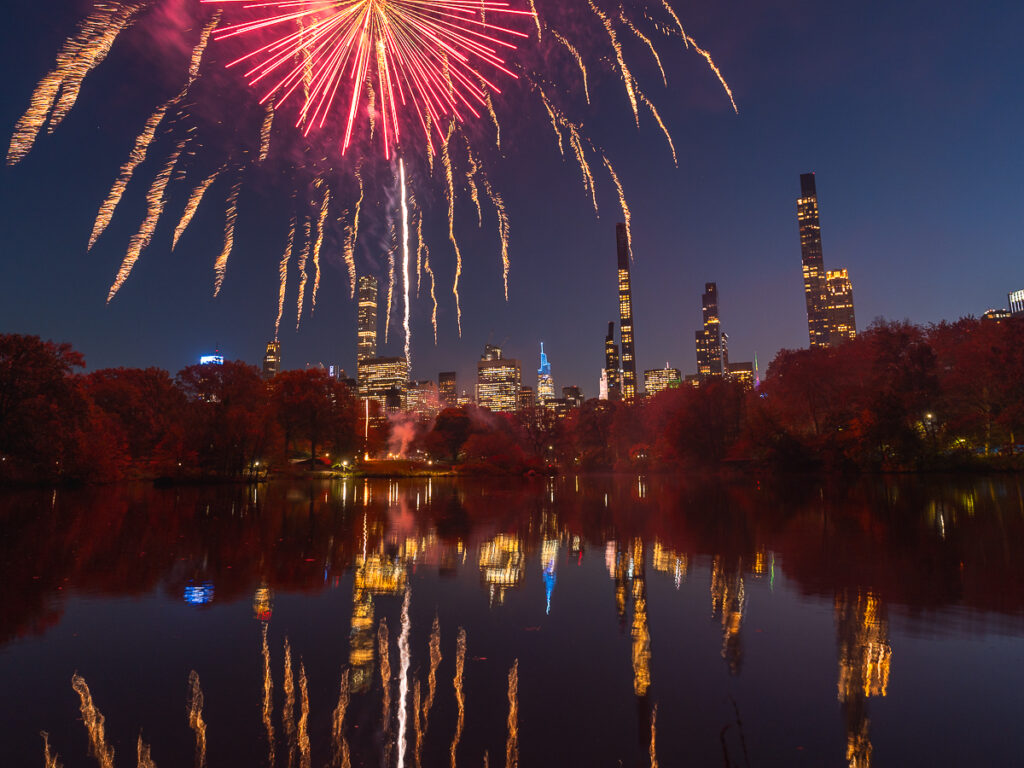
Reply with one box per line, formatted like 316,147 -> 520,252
2,2 -> 1023,397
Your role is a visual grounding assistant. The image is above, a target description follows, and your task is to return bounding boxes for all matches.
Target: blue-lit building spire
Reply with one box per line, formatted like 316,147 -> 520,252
536,342 -> 555,404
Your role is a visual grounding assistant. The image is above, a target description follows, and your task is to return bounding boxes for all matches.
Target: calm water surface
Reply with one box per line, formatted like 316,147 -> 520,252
2,476 -> 1024,767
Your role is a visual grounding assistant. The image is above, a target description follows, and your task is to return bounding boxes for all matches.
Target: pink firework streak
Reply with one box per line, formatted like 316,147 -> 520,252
204,0 -> 534,158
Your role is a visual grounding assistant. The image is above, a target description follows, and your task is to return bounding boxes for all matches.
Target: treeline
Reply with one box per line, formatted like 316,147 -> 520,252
2,317 -> 1023,482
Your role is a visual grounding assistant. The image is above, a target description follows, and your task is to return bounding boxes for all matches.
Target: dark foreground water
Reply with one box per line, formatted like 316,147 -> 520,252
2,475 -> 1024,767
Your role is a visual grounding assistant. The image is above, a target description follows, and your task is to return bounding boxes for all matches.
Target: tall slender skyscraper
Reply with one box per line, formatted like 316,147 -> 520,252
537,343 -> 555,404
262,340 -> 281,379
798,173 -> 830,349
604,321 -> 621,400
695,282 -> 724,379
615,223 -> 638,402
826,269 -> 857,342
357,275 -> 378,363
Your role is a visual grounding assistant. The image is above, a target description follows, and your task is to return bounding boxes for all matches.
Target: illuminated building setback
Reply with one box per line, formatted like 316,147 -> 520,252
645,365 -> 682,397
262,340 -> 281,379
357,275 -> 378,363
827,269 -> 857,343
695,282 -> 724,379
616,223 -> 638,402
798,173 -> 830,348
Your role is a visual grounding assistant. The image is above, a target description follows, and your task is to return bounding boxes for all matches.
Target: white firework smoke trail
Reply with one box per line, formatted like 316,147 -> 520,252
397,588 -> 412,768
400,159 -> 411,370
213,175 -> 241,297
172,166 -> 222,251
275,216 -> 296,340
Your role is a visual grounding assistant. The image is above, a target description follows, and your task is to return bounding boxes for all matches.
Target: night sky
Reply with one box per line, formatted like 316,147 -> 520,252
2,0 -> 1022,398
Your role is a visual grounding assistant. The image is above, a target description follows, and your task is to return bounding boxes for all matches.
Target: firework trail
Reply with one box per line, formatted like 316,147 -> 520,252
505,660 -> 519,768
107,139 -> 186,303
423,614 -> 442,734
440,127 -> 464,336
620,11 -> 667,86
213,175 -> 242,297
298,663 -> 311,768
261,625 -> 277,768
660,0 -> 689,44
283,638 -> 297,768
400,160 -> 412,370
601,155 -> 632,258
342,161 -> 364,299
589,0 -> 638,125
649,703 -> 659,768
449,627 -> 467,768
259,101 -> 275,163
414,680 -> 423,768
481,176 -> 510,301
331,670 -> 352,768
379,618 -> 392,733
551,31 -> 589,103
385,218 -> 396,343
567,124 -> 598,213
188,671 -> 207,768
41,732 -> 62,768
72,674 -> 115,768
536,86 -> 565,157
397,588 -> 412,768
414,207 -> 423,295
311,183 -> 330,311
137,736 -> 157,768
7,3 -> 142,166
172,167 -> 222,250
464,145 -> 483,227
482,87 -> 502,148
634,85 -> 677,166
682,33 -> 738,114
527,0 -> 543,40
295,218 -> 311,330
418,216 -> 438,343
275,217 -> 296,340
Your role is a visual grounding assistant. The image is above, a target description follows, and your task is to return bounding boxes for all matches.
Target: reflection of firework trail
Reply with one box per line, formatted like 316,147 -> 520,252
331,669 -> 351,768
449,627 -> 466,768
7,4 -> 142,166
481,177 -> 510,301
275,217 -> 296,341
634,86 -> 677,166
295,218 -> 311,330
188,671 -> 207,768
71,675 -> 115,768
283,638 -> 297,768
400,160 -> 412,370
601,155 -> 632,259
620,11 -> 667,86
259,101 -> 274,163
107,139 -> 186,303
137,736 -> 157,768
414,680 -> 423,768
440,127 -> 463,336
423,614 -> 441,734
419,217 -> 438,343
298,663 -> 311,768
397,588 -> 412,768
588,0 -> 638,125
505,660 -> 519,768
213,176 -> 242,297
312,184 -> 330,311
262,625 -> 277,768
172,167 -> 222,251
379,619 -> 392,733
41,731 -> 62,768
649,703 -> 659,768
551,31 -> 589,104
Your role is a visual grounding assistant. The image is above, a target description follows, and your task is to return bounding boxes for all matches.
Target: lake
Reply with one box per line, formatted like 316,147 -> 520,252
2,475 -> 1023,767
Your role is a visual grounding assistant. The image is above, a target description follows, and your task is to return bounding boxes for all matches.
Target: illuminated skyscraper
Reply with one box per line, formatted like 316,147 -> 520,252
695,282 -> 724,379
615,224 -> 638,402
604,322 -> 621,400
1010,289 -> 1024,318
536,343 -> 555,404
644,365 -> 681,397
262,340 -> 281,379
406,380 -> 439,418
798,173 -> 830,348
358,357 -> 409,406
438,371 -> 458,408
476,345 -> 521,413
357,275 -> 378,363
826,269 -> 857,342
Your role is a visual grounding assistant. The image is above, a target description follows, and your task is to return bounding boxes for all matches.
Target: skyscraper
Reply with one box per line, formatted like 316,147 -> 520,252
644,365 -> 682,397
357,275 -> 378,363
798,173 -> 830,348
438,371 -> 458,408
1010,289 -> 1024,318
826,269 -> 857,342
476,345 -> 521,413
537,343 -> 555,404
616,223 -> 638,402
695,283 -> 724,379
262,340 -> 281,379
604,322 -> 621,400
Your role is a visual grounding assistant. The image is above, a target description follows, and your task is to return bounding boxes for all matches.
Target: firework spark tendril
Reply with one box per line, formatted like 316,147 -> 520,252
331,669 -> 352,768
311,182 -> 330,311
275,217 -> 295,340
173,167 -> 222,251
295,217 -> 311,329
261,625 -> 277,768
213,176 -> 242,297
441,126 -> 463,336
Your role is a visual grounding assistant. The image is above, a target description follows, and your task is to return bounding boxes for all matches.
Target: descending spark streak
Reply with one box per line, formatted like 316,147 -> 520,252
283,638 -> 297,768
379,619 -> 392,733
173,167 -> 222,251
635,86 -> 677,166
482,87 -> 501,148
397,588 -> 412,768
589,0 -> 638,125
602,155 -> 632,259
42,732 -> 62,768
296,218 -> 311,329
660,0 -> 689,45
682,34 -> 738,113
464,145 -> 483,227
414,207 -> 423,295
72,675 -> 115,768
259,101 -> 275,163
331,670 -> 351,768
137,736 -> 157,768
298,663 -> 311,768
449,627 -> 466,768
386,218 -> 396,343
526,0 -> 543,40
441,128 -> 463,336
262,625 -> 277,768
536,87 -> 565,156
567,125 -> 597,213
505,660 -> 519,768
7,3 -> 141,166
107,139 -> 186,303
420,219 -> 438,343
213,177 -> 242,297
619,12 -> 667,86
481,176 -> 510,301
312,184 -> 330,311
649,704 -> 659,768
423,614 -> 441,734
188,671 -> 207,768
551,31 -> 589,104
275,217 -> 296,340
400,160 -> 412,370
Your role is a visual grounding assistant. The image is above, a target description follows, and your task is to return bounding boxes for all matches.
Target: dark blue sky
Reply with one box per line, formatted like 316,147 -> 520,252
2,0 -> 1023,397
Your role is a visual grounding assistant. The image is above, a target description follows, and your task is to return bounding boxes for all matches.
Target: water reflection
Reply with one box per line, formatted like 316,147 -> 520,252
3,475 -> 1024,767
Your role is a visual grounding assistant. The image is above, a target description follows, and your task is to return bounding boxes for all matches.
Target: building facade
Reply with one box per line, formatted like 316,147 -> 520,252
604,321 -> 621,400
406,380 -> 439,418
477,345 -> 521,413
537,343 -> 555,404
695,282 -> 725,379
438,371 -> 458,408
616,224 -> 638,402
262,341 -> 281,379
1010,289 -> 1024,318
562,386 -> 584,409
358,356 -> 409,406
357,275 -> 378,363
644,365 -> 682,397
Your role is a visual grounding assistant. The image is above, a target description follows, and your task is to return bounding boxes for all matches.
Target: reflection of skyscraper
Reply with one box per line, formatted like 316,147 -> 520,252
262,340 -> 281,379
630,539 -> 651,697
537,343 -> 555,404
350,551 -> 408,692
710,557 -> 746,675
616,224 -> 638,402
478,534 -> 524,605
604,322 -> 621,401
357,275 -> 378,363
695,282 -> 724,379
438,371 -> 458,408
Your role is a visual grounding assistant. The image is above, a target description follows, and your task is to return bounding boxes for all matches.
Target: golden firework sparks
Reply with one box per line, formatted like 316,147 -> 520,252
414,679 -> 423,768
331,669 -> 352,768
589,0 -> 639,125
259,100 -> 274,163
601,154 -> 632,259
71,675 -> 115,768
342,161 -> 364,299
551,31 -> 589,104
650,703 -> 659,768
213,175 -> 242,297
660,0 -> 689,45
137,736 -> 157,768
283,638 -> 297,768
41,731 -> 62,768
311,182 -> 330,311
536,85 -> 565,157
620,11 -> 667,86
449,627 -> 466,768
275,217 -> 295,341
379,618 -> 392,733
295,217 -> 311,330
683,33 -> 738,113
481,176 -> 510,301
419,216 -> 438,343
172,166 -> 222,251
188,671 -> 207,768
298,663 -> 311,768
441,125 -> 463,337
635,84 -> 677,166
481,85 -> 501,148
526,0 -> 542,40
567,124 -> 597,213
464,144 -> 483,227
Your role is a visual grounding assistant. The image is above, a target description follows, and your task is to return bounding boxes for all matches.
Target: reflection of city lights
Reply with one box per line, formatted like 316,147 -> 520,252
479,534 -> 524,605
253,585 -> 273,621
541,538 -> 559,615
184,582 -> 214,605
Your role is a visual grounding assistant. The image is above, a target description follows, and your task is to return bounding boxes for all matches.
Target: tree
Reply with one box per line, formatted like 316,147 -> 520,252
270,369 -> 358,461
424,407 -> 472,462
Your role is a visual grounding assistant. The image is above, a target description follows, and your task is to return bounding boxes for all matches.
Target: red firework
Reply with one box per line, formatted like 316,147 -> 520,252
204,0 -> 532,157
